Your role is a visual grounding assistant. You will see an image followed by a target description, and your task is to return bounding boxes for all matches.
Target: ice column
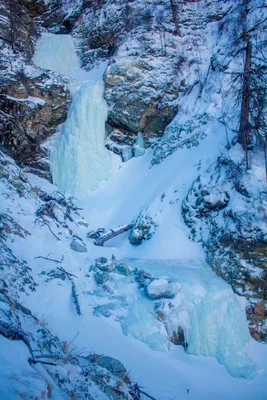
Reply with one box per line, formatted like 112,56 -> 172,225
50,83 -> 111,196
33,33 -> 111,197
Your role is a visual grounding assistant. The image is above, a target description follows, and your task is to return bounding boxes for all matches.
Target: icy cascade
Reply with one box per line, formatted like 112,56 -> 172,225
119,258 -> 254,379
33,33 -> 111,196
51,83 -> 111,196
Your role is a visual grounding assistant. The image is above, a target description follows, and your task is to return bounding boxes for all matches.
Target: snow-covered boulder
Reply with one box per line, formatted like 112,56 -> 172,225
145,279 -> 180,299
115,263 -> 130,276
95,272 -> 109,285
129,211 -> 158,246
95,257 -> 115,272
70,237 -> 87,253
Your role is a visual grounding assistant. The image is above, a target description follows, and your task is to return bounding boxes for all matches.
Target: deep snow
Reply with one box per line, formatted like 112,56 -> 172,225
1,32 -> 267,399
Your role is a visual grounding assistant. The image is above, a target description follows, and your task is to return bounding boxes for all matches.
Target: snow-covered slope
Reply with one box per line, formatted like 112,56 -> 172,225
1,130 -> 267,399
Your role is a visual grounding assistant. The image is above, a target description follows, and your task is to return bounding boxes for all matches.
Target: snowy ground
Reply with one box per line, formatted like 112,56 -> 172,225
1,33 -> 267,399
5,142 -> 267,400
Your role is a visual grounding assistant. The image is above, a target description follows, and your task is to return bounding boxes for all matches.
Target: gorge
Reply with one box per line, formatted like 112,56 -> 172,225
0,1 -> 267,399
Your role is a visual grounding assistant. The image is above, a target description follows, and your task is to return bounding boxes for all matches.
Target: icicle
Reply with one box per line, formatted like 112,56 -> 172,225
133,132 -> 145,157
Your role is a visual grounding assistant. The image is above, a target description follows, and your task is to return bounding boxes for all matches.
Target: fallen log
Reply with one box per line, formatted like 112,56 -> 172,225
94,224 -> 132,246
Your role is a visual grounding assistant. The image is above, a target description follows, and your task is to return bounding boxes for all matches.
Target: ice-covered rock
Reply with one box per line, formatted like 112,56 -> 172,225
145,279 -> 180,299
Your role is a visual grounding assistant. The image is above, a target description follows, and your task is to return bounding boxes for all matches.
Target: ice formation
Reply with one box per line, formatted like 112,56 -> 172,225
133,132 -> 145,157
33,33 -> 111,196
118,259 -> 255,379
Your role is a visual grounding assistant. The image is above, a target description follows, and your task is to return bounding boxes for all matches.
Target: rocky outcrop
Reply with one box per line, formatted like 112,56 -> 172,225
129,209 -> 158,246
0,0 -> 72,178
0,68 -> 70,178
0,0 -> 233,168
72,0 -> 231,159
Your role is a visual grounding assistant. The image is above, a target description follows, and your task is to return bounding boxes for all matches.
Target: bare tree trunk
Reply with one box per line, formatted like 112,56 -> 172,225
264,138 -> 267,184
238,40 -> 252,170
170,0 -> 180,36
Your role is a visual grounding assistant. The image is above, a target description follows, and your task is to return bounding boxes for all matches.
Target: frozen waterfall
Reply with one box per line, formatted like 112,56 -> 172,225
33,33 -> 111,196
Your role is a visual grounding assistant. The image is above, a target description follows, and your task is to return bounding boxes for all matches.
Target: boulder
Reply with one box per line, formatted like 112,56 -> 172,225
95,257 -> 108,264
135,269 -> 153,283
145,279 -> 180,299
129,214 -> 158,246
96,262 -> 114,273
95,257 -> 114,272
115,263 -> 130,276
70,238 -> 87,253
129,229 -> 143,246
95,272 -> 109,285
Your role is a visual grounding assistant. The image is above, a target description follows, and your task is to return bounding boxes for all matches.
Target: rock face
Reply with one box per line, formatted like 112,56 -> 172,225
73,0 -> 231,159
129,209 -> 158,246
0,69 -> 70,178
0,0 -> 232,167
182,154 -> 267,342
0,0 -> 71,178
